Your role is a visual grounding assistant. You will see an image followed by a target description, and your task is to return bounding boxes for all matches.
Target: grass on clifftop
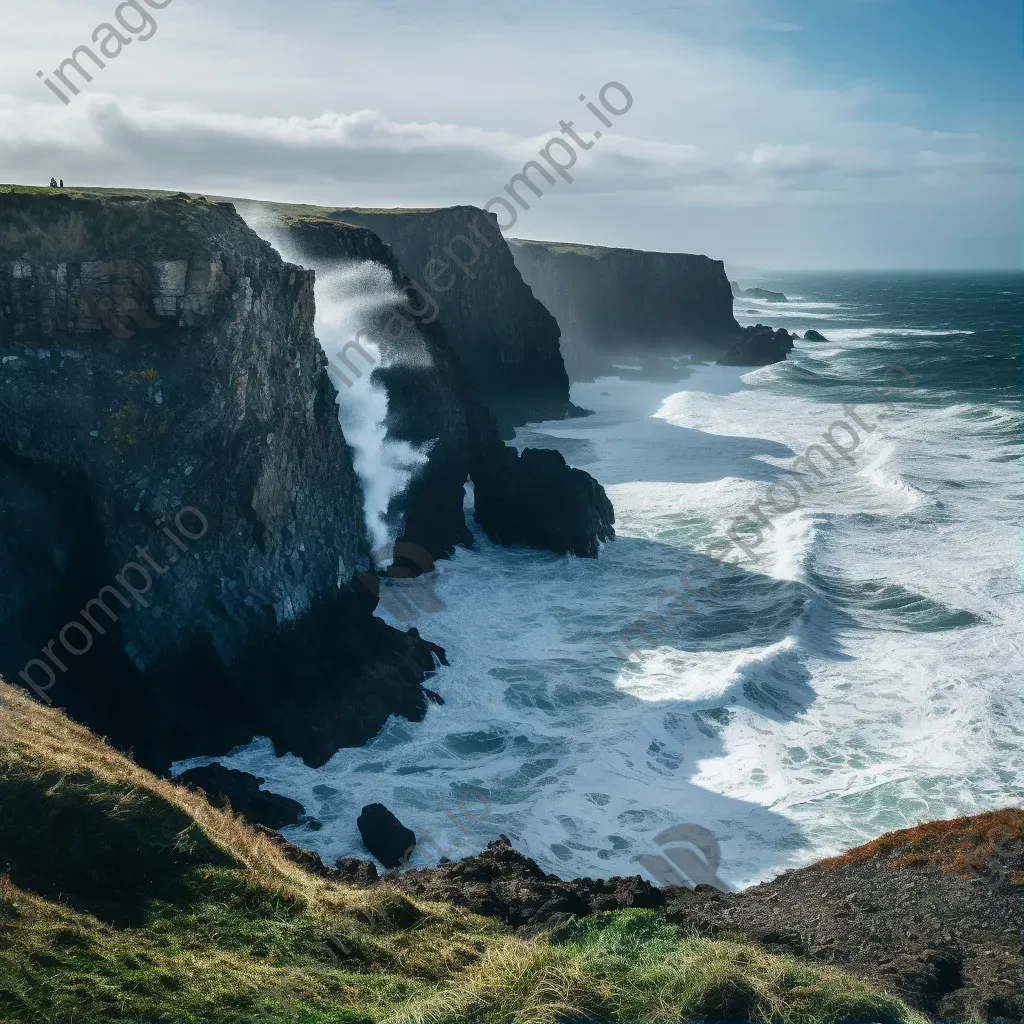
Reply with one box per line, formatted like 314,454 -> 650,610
0,681 -> 923,1023
0,183 -> 444,222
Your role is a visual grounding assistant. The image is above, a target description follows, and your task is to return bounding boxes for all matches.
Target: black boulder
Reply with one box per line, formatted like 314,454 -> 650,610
175,764 -> 306,829
357,803 -> 417,869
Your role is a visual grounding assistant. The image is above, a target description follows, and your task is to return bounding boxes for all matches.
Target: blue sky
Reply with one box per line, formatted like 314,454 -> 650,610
0,0 -> 1019,267
782,0 -> 1021,116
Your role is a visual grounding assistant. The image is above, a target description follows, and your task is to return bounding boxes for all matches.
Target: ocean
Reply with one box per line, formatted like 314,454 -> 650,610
177,271 -> 1024,889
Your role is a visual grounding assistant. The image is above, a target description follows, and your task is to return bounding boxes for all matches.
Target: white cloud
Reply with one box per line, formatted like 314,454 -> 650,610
0,0 -> 1016,267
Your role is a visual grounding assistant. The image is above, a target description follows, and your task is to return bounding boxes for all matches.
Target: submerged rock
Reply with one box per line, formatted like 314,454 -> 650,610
358,803 -> 417,869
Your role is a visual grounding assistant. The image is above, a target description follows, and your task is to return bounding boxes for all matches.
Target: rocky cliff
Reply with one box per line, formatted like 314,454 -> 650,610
508,238 -> 793,379
260,214 -> 476,564
0,190 -> 439,771
327,207 -> 574,435
261,210 -> 614,563
0,189 -> 616,773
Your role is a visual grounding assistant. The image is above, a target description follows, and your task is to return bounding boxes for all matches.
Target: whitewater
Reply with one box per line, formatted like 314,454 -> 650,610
177,272 -> 1024,889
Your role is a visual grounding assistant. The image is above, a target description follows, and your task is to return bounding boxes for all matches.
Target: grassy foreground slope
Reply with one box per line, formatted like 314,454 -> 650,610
0,681 -> 920,1023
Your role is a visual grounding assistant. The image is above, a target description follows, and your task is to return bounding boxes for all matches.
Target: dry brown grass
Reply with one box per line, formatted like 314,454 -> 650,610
812,808 -> 1024,877
0,680 -> 347,912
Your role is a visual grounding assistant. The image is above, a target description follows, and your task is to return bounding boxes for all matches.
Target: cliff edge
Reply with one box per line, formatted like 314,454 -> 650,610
331,207 -> 573,436
509,238 -> 793,379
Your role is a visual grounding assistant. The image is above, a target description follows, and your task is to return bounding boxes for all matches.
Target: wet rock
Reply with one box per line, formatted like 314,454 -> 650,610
804,329 -> 829,342
357,803 -> 416,869
175,764 -> 305,829
720,324 -> 795,366
742,287 -> 788,302
472,445 -> 615,558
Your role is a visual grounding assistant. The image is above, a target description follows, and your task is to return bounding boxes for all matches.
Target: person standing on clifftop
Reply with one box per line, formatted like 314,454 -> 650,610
59,179 -> 63,188
49,177 -> 56,188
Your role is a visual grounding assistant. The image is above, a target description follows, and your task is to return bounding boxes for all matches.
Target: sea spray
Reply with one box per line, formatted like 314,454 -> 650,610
237,206 -> 431,555
312,260 -> 429,551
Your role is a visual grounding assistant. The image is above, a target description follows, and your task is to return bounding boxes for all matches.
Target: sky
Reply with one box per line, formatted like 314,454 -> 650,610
1,0 -> 1020,268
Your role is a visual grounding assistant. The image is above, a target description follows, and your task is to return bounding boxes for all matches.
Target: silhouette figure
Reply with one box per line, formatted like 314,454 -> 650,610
59,179 -> 63,188
49,177 -> 57,188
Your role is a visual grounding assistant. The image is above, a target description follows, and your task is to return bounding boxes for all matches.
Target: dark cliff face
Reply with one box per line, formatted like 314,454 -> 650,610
328,207 -> 572,436
508,239 -> 787,380
263,212 -> 614,564
0,192 -> 439,770
268,216 -> 474,564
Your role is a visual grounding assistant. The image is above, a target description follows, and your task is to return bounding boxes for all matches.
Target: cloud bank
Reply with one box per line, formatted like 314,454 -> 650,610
2,0 -> 1017,267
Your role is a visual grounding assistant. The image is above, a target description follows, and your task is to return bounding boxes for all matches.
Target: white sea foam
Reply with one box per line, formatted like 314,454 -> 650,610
314,265 -> 430,550
174,295 -> 1024,890
237,207 -> 430,552
824,327 -> 976,341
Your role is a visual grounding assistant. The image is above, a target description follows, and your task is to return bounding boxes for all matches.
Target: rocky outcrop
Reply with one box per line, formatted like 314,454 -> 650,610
665,810 -> 1024,1022
720,323 -> 795,366
0,191 -> 441,771
175,763 -> 306,829
473,445 -> 615,557
265,210 -> 616,562
731,281 -> 788,302
509,239 -> 744,379
325,207 -> 572,436
357,803 -> 417,869
805,329 -> 828,342
395,836 -> 664,936
278,834 -> 665,936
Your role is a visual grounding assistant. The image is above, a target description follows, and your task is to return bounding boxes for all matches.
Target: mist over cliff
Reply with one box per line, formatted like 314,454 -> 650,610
331,208 -> 575,436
